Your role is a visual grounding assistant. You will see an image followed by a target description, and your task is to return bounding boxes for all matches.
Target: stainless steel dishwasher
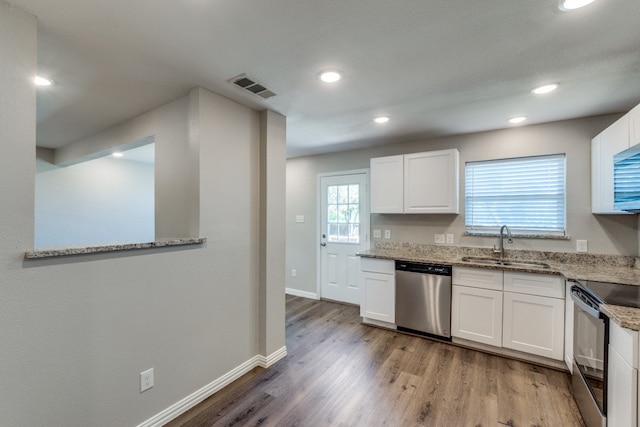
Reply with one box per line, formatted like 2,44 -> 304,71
395,261 -> 452,341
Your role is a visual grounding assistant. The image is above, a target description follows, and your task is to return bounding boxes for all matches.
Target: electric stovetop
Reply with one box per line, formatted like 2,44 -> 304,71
581,280 -> 640,309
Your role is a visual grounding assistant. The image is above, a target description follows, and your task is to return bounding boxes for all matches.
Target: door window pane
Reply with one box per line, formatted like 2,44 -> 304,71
326,184 -> 360,244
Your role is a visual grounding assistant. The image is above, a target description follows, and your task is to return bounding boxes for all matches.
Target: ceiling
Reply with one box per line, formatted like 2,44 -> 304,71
13,0 -> 640,158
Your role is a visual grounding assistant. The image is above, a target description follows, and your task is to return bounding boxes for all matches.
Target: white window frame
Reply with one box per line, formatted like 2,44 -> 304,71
464,154 -> 567,237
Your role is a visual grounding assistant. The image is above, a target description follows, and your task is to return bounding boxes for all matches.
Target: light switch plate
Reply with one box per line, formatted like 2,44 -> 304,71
435,234 -> 445,244
384,230 -> 391,239
446,234 -> 454,244
295,215 -> 305,223
576,240 -> 588,253
373,229 -> 381,239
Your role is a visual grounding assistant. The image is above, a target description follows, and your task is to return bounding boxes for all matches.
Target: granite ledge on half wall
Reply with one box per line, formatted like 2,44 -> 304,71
25,237 -> 206,259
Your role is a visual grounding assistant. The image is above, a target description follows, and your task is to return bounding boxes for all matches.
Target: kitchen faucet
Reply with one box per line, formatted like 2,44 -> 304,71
493,225 -> 513,260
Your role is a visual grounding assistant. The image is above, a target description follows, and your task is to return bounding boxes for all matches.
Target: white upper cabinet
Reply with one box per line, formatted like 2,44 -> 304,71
630,103 -> 640,146
370,149 -> 459,214
404,149 -> 459,214
591,113 -> 631,214
370,155 -> 404,213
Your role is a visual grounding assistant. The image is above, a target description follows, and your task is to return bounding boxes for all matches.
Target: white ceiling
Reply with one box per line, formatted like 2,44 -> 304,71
13,0 -> 640,158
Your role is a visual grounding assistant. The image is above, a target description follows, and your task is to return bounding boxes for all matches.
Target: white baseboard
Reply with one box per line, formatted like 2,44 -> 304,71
257,345 -> 288,368
136,346 -> 287,427
285,287 -> 319,300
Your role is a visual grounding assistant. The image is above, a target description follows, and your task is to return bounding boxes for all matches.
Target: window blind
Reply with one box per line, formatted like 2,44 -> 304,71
465,154 -> 566,234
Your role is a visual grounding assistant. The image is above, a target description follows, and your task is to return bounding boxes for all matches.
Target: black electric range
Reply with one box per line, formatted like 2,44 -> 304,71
576,279 -> 640,309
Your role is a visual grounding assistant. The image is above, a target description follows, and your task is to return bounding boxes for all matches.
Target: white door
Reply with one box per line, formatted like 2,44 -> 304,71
320,172 -> 369,304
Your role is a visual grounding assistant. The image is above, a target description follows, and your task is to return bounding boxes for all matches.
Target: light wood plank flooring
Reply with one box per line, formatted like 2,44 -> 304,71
167,296 -> 585,426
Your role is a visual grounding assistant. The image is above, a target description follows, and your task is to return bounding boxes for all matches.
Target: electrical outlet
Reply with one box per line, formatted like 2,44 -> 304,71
373,229 -> 381,239
446,234 -> 454,244
435,234 -> 445,244
291,269 -> 297,278
576,240 -> 588,253
384,230 -> 391,239
140,368 -> 154,392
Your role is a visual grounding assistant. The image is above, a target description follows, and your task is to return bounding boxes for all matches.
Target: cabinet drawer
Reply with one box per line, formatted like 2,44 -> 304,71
452,267 -> 503,291
360,257 -> 395,274
503,271 -> 564,298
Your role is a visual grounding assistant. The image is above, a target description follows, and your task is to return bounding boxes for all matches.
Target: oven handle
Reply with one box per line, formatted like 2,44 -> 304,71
570,287 -> 601,319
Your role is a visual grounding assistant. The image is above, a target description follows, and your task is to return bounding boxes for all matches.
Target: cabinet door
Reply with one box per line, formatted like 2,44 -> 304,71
370,155 -> 404,213
403,149 -> 459,214
360,271 -> 395,323
607,345 -> 638,427
503,292 -> 564,360
452,285 -> 502,347
593,115 -> 630,214
629,103 -> 640,146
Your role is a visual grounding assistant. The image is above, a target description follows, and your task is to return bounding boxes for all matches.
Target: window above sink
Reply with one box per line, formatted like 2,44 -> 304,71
465,154 -> 567,238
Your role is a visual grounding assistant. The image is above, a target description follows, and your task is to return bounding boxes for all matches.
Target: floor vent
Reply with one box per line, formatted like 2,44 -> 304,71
229,74 -> 277,99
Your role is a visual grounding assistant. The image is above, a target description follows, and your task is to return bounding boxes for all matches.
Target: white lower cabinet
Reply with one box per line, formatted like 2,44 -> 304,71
502,292 -> 565,360
452,285 -> 502,346
359,258 -> 395,324
608,345 -> 637,427
607,320 -> 638,427
360,271 -> 395,323
452,267 -> 565,362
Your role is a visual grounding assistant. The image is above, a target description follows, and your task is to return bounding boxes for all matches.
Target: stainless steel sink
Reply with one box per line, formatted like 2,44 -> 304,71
461,256 -> 551,269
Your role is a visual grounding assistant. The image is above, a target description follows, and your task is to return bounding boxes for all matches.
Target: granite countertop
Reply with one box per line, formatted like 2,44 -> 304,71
358,242 -> 640,331
25,237 -> 206,259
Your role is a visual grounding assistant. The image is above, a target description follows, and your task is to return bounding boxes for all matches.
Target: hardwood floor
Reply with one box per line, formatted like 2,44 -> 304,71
166,296 -> 585,427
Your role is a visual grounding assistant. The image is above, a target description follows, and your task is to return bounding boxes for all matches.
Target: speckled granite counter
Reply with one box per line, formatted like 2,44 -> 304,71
25,237 -> 206,259
358,242 -> 640,331
600,305 -> 640,330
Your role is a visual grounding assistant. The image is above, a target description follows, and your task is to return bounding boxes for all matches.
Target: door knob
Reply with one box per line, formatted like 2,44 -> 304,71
320,242 -> 326,246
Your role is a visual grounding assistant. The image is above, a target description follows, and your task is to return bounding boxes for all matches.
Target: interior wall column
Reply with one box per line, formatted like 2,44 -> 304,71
258,110 -> 287,359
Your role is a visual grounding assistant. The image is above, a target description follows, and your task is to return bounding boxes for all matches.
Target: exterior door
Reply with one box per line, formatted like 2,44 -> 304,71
319,172 -> 369,304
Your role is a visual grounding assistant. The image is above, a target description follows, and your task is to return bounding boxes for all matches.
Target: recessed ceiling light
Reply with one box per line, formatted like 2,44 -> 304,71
374,116 -> 390,124
319,70 -> 341,83
34,76 -> 52,86
531,83 -> 559,95
509,116 -> 527,124
558,0 -> 596,11
112,152 -> 123,158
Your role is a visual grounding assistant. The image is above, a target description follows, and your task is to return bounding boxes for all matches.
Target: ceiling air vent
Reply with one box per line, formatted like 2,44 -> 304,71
229,74 -> 277,99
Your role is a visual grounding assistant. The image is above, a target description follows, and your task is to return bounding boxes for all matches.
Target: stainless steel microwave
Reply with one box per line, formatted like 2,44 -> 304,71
614,143 -> 640,212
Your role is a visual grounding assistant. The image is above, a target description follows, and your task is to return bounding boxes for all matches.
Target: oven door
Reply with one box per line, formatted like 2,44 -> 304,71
571,285 -> 608,427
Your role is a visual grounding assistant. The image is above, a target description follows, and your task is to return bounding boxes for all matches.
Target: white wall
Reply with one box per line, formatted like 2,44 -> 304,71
0,4 -> 285,425
35,155 -> 155,247
286,115 -> 639,295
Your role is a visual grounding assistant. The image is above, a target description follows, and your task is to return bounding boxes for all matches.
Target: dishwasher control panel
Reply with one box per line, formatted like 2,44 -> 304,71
395,261 -> 451,276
